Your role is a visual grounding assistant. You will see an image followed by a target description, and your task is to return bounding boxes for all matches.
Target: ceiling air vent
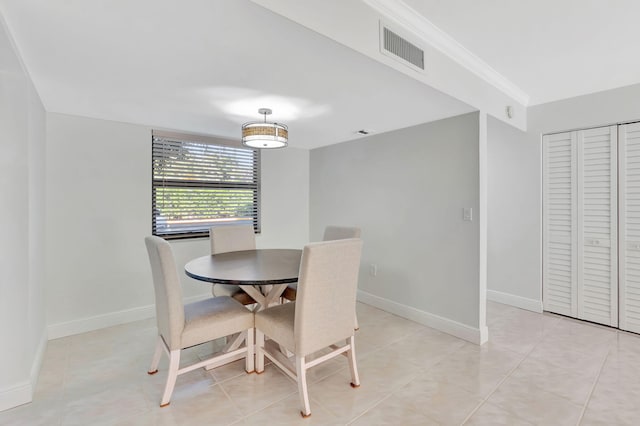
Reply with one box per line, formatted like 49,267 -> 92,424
380,24 -> 424,72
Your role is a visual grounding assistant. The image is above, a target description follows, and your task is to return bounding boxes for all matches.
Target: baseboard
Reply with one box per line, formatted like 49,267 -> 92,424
30,330 -> 48,390
0,381 -> 31,413
357,289 -> 487,345
0,329 -> 48,412
47,294 -> 210,340
487,289 -> 543,313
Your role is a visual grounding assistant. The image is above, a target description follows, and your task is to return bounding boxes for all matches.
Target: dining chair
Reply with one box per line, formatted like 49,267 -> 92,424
255,238 -> 363,417
144,236 -> 255,407
281,225 -> 362,328
210,224 -> 256,305
323,225 -> 362,242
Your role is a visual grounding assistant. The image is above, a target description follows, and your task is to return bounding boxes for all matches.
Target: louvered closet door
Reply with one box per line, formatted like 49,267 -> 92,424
543,131 -> 578,317
576,126 -> 617,327
619,122 -> 640,333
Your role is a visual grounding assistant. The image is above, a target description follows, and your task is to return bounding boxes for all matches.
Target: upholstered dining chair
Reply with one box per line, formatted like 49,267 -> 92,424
282,226 -> 361,302
281,226 -> 361,328
255,238 -> 363,417
144,236 -> 255,407
210,224 -> 256,305
323,225 -> 362,242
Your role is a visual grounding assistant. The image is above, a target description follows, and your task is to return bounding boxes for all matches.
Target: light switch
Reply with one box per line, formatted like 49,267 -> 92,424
463,207 -> 473,221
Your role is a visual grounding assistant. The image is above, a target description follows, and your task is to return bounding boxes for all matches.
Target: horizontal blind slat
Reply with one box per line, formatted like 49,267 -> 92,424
152,135 -> 261,237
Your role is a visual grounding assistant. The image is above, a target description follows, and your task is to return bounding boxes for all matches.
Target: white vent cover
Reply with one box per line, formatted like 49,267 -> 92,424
380,23 -> 424,71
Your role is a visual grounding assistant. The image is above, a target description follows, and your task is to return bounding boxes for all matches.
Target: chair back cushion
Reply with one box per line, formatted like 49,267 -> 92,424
145,236 -> 185,350
323,226 -> 361,241
210,224 -> 256,254
294,238 -> 363,355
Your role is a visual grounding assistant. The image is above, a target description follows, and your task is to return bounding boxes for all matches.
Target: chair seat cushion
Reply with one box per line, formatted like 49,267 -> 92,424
182,296 -> 254,349
255,302 -> 296,353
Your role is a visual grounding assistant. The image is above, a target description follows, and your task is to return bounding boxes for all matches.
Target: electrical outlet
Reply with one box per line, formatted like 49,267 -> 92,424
370,264 -> 377,277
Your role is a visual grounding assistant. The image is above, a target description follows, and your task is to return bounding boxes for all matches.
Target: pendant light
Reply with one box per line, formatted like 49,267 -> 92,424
241,108 -> 288,149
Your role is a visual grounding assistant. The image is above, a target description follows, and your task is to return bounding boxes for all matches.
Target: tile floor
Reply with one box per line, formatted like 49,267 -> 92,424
2,301 -> 640,425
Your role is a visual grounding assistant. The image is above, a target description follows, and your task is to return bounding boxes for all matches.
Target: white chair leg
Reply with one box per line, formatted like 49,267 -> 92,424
255,329 -> 265,373
245,328 -> 255,373
160,349 -> 180,407
148,336 -> 163,374
295,356 -> 311,417
354,314 -> 359,331
346,336 -> 360,387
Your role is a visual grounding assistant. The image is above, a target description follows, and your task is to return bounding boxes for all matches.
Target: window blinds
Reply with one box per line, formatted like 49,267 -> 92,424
152,132 -> 260,239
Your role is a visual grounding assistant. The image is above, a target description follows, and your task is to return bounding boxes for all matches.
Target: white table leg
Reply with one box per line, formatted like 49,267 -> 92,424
240,286 -> 267,309
222,331 -> 245,352
264,284 -> 289,307
208,283 -> 292,370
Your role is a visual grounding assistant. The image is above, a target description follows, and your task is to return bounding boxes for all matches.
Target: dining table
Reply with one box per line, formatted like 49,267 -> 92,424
184,248 -> 302,310
184,248 -> 302,361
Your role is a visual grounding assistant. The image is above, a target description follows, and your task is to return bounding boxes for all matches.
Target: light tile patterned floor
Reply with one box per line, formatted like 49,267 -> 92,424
2,301 -> 640,425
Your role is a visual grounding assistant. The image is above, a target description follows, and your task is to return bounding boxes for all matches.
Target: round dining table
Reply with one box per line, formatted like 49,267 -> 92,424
185,248 -> 302,357
185,248 -> 302,310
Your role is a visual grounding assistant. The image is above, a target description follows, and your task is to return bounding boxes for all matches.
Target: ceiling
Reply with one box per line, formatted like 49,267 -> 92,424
0,0 -> 473,149
1,0 -> 640,148
402,0 -> 640,105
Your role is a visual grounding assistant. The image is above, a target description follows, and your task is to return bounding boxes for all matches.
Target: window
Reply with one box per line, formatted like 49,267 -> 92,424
152,130 -> 260,239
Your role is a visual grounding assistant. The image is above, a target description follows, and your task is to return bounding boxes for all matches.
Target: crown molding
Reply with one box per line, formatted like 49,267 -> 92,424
363,0 -> 530,106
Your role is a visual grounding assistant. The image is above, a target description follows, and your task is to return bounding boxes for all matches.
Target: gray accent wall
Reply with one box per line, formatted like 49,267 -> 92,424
310,112 -> 482,330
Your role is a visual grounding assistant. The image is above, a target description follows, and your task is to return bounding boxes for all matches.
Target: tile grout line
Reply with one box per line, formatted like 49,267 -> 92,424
462,314 -> 614,425
343,331 -> 446,425
234,366 -> 299,420
225,323 -> 406,424
348,340 -> 466,425
56,344 -> 73,426
574,333 -> 613,426
215,379 -> 246,423
344,392 -> 394,425
459,337 -> 543,425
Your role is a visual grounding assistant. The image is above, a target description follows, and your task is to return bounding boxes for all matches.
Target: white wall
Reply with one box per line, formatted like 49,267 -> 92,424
45,113 -> 309,338
0,16 -> 46,412
310,112 -> 486,343
489,83 -> 640,310
487,116 -> 542,311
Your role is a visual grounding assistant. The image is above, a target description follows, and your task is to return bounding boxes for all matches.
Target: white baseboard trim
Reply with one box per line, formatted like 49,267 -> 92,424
0,329 -> 48,412
30,330 -> 48,390
487,289 -> 543,313
357,289 -> 487,345
47,294 -> 210,340
0,381 -> 31,413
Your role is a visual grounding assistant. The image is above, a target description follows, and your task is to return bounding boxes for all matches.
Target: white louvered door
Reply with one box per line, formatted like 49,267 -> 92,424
543,126 -> 618,326
619,122 -> 640,333
543,131 -> 578,317
576,126 -> 617,327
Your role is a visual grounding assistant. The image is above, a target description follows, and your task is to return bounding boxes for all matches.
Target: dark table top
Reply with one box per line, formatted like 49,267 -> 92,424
184,248 -> 302,285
